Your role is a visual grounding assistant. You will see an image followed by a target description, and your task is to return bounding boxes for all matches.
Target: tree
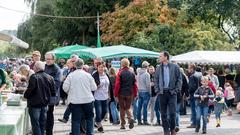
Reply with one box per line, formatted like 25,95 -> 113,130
186,0 -> 240,49
101,0 -> 179,45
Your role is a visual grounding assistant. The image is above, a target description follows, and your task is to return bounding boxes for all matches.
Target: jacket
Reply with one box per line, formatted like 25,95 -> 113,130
189,71 -> 201,97
114,67 -> 138,97
24,71 -> 56,107
45,64 -> 61,105
177,72 -> 189,103
137,68 -> 151,92
63,69 -> 97,104
154,63 -> 182,95
194,86 -> 214,106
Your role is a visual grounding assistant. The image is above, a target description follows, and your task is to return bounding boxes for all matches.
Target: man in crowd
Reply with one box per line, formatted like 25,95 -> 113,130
44,53 -> 61,135
154,51 -> 182,135
63,58 -> 97,135
30,51 -> 41,70
24,61 -> 56,135
187,64 -> 201,128
114,58 -> 138,130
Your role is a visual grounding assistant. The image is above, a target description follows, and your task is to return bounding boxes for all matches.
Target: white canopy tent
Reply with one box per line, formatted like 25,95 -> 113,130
171,51 -> 240,65
0,32 -> 29,49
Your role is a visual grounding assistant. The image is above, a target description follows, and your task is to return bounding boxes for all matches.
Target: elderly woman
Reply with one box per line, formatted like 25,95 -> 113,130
114,58 -> 138,130
19,65 -> 34,83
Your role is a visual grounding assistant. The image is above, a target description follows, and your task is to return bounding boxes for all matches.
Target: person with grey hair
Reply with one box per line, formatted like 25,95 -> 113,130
19,64 -> 34,82
137,61 -> 151,125
63,58 -> 97,135
24,61 -> 56,135
44,53 -> 61,135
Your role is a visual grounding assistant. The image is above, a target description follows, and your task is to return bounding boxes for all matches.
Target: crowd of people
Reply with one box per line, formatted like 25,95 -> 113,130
0,50 -> 240,135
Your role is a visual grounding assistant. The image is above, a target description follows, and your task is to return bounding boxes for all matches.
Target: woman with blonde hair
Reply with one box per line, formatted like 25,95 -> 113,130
114,58 -> 138,129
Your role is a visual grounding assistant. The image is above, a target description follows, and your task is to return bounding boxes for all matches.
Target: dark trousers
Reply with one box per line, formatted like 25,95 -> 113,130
70,102 -> 94,135
28,107 -> 47,135
160,91 -> 177,133
63,105 -> 71,121
46,105 -> 54,135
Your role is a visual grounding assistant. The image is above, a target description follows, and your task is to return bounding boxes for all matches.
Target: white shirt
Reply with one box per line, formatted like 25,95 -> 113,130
63,69 -> 97,104
94,74 -> 109,100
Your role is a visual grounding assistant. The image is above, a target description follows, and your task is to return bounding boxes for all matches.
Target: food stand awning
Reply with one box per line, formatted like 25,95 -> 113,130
48,44 -> 89,59
74,45 -> 159,59
0,32 -> 29,49
171,51 -> 240,65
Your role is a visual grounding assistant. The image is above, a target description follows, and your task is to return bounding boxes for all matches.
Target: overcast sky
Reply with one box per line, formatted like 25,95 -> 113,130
0,0 -> 30,31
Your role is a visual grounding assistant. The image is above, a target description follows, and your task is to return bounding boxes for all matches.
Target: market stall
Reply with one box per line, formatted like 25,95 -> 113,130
171,51 -> 240,65
0,102 -> 30,135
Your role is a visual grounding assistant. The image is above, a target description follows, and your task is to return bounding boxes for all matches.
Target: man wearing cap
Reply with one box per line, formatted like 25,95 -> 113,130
30,51 -> 41,70
136,61 -> 151,125
155,51 -> 182,135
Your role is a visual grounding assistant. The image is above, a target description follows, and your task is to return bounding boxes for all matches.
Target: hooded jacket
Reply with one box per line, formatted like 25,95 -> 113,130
137,68 -> 151,93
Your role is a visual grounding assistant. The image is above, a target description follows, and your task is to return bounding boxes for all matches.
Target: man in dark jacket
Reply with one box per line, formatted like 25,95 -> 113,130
154,51 -> 182,135
24,61 -> 56,135
187,64 -> 202,128
44,53 -> 61,135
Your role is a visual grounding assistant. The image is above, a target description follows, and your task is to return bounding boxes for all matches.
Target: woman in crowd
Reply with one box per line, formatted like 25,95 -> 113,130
92,62 -> 110,133
0,68 -> 7,92
108,67 -> 120,125
114,58 -> 137,130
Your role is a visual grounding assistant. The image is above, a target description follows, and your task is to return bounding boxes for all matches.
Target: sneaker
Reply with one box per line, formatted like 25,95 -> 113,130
195,126 -> 200,133
120,126 -> 126,130
187,124 -> 196,128
202,127 -> 207,134
143,121 -> 150,125
129,119 -> 134,129
98,126 -> 104,133
138,121 -> 143,125
58,118 -> 67,123
175,126 -> 180,132
153,121 -> 162,126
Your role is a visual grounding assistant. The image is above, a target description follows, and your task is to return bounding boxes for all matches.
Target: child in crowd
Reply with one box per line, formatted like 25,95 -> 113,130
214,88 -> 226,127
224,83 -> 235,108
194,76 -> 215,134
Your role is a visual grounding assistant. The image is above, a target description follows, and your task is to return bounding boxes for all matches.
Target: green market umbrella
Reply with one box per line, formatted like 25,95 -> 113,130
74,45 -> 159,59
49,44 -> 89,59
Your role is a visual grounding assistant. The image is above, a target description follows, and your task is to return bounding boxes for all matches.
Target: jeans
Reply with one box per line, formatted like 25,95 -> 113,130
196,105 -> 209,129
160,91 -> 177,132
63,105 -> 71,121
94,100 -> 108,125
154,95 -> 161,122
137,92 -> 150,122
70,102 -> 94,135
176,102 -> 181,127
132,98 -> 138,120
190,97 -> 196,126
28,107 -> 47,135
110,101 -> 119,124
46,105 -> 54,135
148,96 -> 157,123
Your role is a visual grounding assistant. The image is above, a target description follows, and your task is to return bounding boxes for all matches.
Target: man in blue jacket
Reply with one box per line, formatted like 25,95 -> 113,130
44,53 -> 61,135
155,51 -> 182,135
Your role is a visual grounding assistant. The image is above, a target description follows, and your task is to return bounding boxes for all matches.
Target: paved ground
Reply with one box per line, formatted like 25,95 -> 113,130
53,105 -> 240,135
